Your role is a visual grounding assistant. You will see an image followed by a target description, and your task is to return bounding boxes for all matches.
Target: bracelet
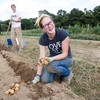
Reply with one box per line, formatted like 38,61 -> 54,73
49,57 -> 53,62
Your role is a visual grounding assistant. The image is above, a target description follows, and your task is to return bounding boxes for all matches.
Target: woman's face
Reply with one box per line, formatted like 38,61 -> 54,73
41,17 -> 55,34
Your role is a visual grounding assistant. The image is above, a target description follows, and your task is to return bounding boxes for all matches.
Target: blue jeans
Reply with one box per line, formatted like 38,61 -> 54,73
41,57 -> 72,83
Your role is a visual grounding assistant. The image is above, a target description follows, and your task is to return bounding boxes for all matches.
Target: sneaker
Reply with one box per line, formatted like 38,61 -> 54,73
15,48 -> 19,51
62,71 -> 74,85
32,75 -> 40,84
19,48 -> 22,52
54,74 -> 62,83
13,48 -> 19,52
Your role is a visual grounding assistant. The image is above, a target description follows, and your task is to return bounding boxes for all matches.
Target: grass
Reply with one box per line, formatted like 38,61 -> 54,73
70,39 -> 100,100
0,35 -> 100,100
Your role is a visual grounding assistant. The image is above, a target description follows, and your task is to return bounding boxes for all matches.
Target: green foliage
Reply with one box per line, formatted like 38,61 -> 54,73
67,24 -> 100,40
1,6 -> 100,31
21,18 -> 33,30
22,28 -> 42,36
93,26 -> 100,35
1,6 -> 100,40
69,33 -> 100,40
67,25 -> 82,34
57,9 -> 66,16
21,25 -> 100,41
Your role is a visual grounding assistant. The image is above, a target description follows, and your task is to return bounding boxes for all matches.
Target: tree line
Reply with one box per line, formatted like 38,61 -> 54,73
0,5 -> 100,31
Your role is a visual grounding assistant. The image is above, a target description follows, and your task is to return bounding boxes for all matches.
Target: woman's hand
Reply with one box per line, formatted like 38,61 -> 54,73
38,57 -> 53,66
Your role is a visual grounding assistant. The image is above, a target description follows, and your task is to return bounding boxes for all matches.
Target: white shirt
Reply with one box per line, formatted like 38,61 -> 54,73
10,11 -> 21,28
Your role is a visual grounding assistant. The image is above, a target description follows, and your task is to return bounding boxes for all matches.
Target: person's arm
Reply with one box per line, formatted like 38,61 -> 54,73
9,18 -> 13,25
11,17 -> 21,22
32,45 -> 46,84
9,17 -> 21,25
52,36 -> 69,60
36,45 -> 46,75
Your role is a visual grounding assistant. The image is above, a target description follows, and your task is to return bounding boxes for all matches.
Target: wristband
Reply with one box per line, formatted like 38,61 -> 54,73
49,57 -> 53,62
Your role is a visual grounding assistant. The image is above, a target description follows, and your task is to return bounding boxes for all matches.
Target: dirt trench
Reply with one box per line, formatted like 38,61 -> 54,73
1,52 -> 53,100
0,44 -> 85,100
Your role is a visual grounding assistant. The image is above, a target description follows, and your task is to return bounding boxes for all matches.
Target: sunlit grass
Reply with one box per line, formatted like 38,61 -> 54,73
0,35 -> 100,100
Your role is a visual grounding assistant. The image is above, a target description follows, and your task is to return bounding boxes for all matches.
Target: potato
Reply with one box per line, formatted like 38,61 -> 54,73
38,62 -> 42,66
5,90 -> 9,95
7,89 -> 14,95
10,89 -> 14,95
8,89 -> 12,92
15,87 -> 19,91
12,87 -> 16,90
15,83 -> 20,88
5,83 -> 20,95
43,60 -> 48,65
38,57 -> 50,67
39,58 -> 43,63
44,57 -> 49,62
10,83 -> 15,89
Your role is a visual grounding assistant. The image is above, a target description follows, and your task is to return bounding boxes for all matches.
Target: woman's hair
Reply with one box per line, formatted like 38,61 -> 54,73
35,14 -> 53,28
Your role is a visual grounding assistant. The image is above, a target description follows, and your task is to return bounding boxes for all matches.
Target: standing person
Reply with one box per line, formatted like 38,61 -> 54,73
32,14 -> 73,85
9,4 -> 23,51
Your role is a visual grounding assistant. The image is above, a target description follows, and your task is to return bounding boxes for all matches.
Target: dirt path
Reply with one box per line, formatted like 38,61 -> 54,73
0,49 -> 85,100
70,39 -> 100,67
0,52 -> 31,100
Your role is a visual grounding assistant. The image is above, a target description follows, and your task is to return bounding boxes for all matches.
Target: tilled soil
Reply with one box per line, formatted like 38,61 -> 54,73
0,44 -> 85,100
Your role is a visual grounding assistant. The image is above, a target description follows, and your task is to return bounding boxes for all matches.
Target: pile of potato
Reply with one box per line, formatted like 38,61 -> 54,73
5,83 -> 20,95
38,57 -> 50,66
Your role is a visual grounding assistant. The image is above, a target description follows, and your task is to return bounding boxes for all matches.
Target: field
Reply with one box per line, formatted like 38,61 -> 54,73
0,35 -> 100,100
